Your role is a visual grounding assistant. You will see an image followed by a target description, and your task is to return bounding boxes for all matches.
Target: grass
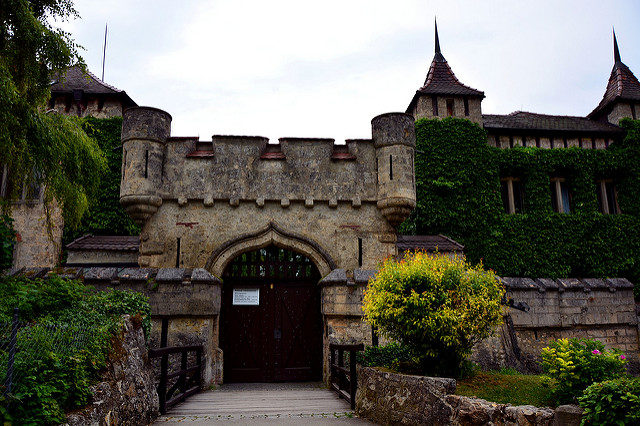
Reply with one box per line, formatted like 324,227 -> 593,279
455,368 -> 555,407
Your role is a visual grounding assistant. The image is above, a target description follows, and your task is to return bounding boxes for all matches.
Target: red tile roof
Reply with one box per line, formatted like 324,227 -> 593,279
66,235 -> 140,252
396,235 -> 464,253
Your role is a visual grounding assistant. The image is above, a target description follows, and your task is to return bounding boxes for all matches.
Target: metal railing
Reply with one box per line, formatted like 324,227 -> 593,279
328,343 -> 363,409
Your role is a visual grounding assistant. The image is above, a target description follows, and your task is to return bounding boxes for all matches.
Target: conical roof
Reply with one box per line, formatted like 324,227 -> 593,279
588,31 -> 640,119
407,22 -> 483,113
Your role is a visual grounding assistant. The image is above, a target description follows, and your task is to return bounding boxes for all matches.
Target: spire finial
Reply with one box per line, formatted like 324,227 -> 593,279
435,18 -> 441,54
613,28 -> 621,63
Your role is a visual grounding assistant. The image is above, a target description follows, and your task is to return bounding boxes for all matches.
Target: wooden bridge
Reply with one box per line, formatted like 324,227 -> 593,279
153,382 -> 371,424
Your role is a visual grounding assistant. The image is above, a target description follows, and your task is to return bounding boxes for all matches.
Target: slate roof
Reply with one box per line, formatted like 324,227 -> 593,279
483,111 -> 624,135
407,23 -> 483,113
66,235 -> 140,252
50,65 -> 137,106
396,235 -> 464,253
588,61 -> 640,119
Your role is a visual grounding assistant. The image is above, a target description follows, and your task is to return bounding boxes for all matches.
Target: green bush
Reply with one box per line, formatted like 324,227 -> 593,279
541,338 -> 627,404
0,275 -> 150,425
356,342 -> 418,373
578,377 -> 640,425
402,117 -> 640,296
363,252 -> 504,377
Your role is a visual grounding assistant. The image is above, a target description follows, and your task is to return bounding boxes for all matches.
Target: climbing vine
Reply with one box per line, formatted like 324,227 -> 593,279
402,117 -> 640,295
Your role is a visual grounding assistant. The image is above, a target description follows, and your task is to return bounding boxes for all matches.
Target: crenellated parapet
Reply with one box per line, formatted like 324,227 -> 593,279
119,107 -> 416,229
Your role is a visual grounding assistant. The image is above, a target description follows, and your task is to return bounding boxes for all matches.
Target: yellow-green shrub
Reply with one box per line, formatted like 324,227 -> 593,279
363,252 -> 504,377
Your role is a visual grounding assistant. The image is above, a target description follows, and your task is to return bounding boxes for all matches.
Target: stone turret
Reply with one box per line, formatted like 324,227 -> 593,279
588,30 -> 640,124
406,20 -> 484,124
372,113 -> 416,227
120,107 -> 171,225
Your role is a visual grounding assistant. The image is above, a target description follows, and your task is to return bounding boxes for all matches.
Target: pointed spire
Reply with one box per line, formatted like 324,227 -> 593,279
613,28 -> 621,63
433,18 -> 444,61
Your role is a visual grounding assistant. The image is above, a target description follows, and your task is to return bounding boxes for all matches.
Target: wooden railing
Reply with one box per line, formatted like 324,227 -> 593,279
329,343 -> 364,409
149,344 -> 203,414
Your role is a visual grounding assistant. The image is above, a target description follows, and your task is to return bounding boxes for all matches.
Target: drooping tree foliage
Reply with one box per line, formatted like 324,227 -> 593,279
0,0 -> 106,228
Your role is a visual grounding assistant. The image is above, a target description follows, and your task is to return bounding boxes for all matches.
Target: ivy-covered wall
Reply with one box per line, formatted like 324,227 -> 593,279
63,117 -> 139,245
401,117 -> 640,296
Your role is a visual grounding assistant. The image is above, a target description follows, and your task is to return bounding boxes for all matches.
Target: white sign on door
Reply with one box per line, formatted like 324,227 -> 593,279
232,288 -> 260,306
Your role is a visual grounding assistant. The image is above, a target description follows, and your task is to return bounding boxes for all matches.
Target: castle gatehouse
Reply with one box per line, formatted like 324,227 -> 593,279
119,107 -> 417,383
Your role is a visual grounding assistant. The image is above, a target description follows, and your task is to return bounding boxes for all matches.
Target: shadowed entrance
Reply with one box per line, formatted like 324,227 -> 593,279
221,246 -> 323,383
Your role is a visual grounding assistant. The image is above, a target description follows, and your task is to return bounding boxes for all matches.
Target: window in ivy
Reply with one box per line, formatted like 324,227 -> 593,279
0,165 -> 8,198
500,177 -> 524,214
596,179 -> 620,214
550,177 -> 571,213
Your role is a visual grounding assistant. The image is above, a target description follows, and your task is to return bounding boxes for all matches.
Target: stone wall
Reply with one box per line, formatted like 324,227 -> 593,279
355,366 -> 582,426
66,315 -> 159,426
472,277 -> 640,373
11,199 -> 63,269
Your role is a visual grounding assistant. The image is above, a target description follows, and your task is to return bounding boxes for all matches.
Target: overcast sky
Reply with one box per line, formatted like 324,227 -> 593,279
58,0 -> 640,142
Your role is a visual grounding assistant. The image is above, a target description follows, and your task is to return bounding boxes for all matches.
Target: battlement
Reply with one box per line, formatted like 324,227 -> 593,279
120,107 -> 416,227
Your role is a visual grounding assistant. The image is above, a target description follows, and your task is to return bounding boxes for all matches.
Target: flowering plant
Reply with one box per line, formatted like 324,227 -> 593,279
542,338 -> 627,403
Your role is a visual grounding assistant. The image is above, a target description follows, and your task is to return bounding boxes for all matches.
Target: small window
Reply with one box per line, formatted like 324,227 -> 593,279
550,177 -> 572,213
0,165 -> 9,199
463,97 -> 469,116
431,96 -> 438,116
501,177 -> 524,214
596,180 -> 620,214
446,99 -> 454,117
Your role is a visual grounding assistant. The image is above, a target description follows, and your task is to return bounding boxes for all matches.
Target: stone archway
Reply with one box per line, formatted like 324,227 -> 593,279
206,222 -> 336,278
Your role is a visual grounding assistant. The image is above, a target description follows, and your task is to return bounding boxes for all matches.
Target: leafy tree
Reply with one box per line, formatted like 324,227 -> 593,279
0,0 -> 106,228
363,252 -> 504,377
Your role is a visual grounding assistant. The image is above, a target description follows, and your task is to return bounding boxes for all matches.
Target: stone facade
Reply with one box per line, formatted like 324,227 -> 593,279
472,278 -> 640,373
355,366 -> 582,426
10,198 -> 63,269
66,315 -> 159,426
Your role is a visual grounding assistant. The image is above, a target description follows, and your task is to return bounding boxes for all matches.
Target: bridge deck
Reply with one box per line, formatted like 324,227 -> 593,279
154,382 -> 371,424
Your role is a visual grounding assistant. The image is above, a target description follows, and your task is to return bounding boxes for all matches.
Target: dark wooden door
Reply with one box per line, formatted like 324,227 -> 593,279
221,246 -> 322,382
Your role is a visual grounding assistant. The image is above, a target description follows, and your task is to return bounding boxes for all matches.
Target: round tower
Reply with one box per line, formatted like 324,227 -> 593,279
372,113 -> 416,227
119,107 -> 171,225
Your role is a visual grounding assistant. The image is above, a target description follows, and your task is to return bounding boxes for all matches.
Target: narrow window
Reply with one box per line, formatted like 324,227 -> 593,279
500,177 -> 524,214
0,165 -> 7,198
605,139 -> 610,149
563,138 -> 568,148
550,177 -> 571,213
175,238 -> 181,268
98,98 -> 105,112
596,179 -> 620,214
122,149 -> 127,180
144,150 -> 149,178
463,97 -> 469,116
535,136 -> 541,148
372,326 -> 379,347
375,156 -> 378,185
632,104 -> 637,120
358,238 -> 363,267
579,138 -> 583,148
431,96 -> 438,116
389,155 -> 393,180
509,136 -> 514,148
446,99 -> 454,117
550,137 -> 555,149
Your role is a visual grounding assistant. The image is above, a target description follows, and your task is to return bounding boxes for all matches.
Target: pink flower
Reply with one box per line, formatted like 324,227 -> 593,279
620,355 -> 626,360
592,350 -> 601,355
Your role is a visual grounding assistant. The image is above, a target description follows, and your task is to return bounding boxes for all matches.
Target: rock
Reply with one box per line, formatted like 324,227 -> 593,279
66,315 -> 159,426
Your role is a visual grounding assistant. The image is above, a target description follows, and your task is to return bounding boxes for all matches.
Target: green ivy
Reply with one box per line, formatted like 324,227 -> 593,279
402,117 -> 640,296
0,214 -> 15,270
63,117 -> 139,245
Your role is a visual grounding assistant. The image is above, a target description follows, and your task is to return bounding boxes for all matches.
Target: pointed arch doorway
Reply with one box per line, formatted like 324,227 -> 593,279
221,245 -> 323,383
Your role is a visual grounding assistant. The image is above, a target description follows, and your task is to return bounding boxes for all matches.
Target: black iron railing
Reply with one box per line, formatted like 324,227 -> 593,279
329,343 -> 363,409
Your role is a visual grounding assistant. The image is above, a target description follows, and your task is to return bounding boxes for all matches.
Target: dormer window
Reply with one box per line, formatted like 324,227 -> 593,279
500,177 -> 523,214
446,99 -> 454,117
596,179 -> 620,214
550,177 -> 572,213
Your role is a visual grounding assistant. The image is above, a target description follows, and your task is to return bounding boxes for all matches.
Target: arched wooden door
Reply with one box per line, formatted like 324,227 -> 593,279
221,246 -> 323,382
